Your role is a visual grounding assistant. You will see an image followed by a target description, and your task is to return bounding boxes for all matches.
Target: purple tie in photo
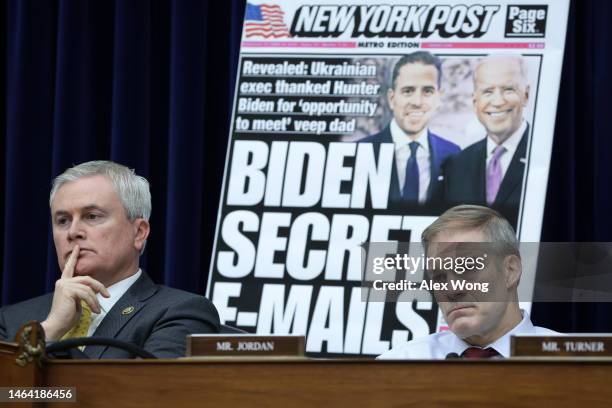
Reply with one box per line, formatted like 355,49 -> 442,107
486,145 -> 507,205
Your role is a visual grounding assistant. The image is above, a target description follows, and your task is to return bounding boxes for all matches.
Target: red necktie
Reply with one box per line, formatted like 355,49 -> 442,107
461,347 -> 501,359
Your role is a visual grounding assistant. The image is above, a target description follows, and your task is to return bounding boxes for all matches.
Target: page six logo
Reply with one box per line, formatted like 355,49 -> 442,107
505,5 -> 547,38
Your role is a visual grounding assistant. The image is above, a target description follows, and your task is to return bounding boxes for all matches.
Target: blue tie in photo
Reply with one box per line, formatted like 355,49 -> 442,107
403,141 -> 419,202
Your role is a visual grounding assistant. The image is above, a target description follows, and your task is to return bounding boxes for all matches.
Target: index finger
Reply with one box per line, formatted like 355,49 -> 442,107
62,245 -> 80,279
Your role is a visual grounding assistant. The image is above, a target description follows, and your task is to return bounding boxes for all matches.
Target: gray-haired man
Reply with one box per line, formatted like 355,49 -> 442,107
442,55 -> 531,228
378,205 -> 557,359
0,161 -> 220,358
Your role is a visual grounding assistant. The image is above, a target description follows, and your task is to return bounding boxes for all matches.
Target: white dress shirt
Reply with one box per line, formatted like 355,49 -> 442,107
87,269 -> 142,336
485,120 -> 526,179
390,119 -> 431,203
377,310 -> 560,359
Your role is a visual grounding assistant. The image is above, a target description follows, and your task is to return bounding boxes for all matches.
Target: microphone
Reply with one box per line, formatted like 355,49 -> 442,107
445,352 -> 461,359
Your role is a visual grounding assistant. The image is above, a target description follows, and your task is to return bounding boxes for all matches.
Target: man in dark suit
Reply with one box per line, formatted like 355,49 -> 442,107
442,55 -> 531,228
0,161 -> 220,358
361,51 -> 460,206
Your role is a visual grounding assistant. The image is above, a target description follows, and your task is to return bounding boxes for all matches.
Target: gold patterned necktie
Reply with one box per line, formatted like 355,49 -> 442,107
62,300 -> 93,341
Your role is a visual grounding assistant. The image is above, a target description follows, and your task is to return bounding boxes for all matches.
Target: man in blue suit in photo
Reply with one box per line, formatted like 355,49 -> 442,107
360,51 -> 460,207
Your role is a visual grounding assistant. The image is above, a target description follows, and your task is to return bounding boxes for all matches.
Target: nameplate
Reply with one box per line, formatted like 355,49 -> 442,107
511,335 -> 612,357
186,335 -> 305,357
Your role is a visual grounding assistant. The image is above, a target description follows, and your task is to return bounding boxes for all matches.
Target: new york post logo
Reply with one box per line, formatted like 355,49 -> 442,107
505,5 -> 548,38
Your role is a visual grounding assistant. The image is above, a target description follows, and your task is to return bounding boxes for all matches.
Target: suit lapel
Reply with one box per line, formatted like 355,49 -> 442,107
474,139 -> 488,202
84,272 -> 158,359
494,127 -> 528,206
379,127 -> 402,201
427,131 -> 441,200
37,294 -> 55,322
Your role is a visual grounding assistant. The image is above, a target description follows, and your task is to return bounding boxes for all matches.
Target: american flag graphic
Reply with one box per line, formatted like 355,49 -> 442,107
244,3 -> 291,38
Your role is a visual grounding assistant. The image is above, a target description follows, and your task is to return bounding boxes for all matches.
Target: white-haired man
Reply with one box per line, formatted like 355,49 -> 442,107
0,161 -> 220,358
442,55 -> 531,228
378,205 -> 558,359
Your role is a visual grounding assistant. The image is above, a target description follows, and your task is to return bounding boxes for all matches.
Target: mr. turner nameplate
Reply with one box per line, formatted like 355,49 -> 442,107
511,335 -> 612,357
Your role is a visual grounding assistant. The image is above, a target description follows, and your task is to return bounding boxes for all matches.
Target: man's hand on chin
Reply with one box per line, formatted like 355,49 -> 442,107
41,245 -> 110,341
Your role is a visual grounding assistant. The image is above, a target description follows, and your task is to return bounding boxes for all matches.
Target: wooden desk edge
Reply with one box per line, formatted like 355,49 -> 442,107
42,356 -> 612,365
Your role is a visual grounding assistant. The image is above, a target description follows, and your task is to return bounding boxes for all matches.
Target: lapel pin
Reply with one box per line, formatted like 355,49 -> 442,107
121,306 -> 135,315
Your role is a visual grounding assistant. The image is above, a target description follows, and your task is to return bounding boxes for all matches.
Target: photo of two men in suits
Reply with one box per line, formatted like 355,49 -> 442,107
360,51 -> 531,229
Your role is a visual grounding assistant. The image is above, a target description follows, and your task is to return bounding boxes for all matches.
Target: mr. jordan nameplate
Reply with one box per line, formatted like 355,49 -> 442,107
186,335 -> 305,357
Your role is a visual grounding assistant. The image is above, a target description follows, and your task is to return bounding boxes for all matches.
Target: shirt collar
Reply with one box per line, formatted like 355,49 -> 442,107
486,120 -> 526,158
390,119 -> 430,153
97,269 -> 142,314
487,309 -> 535,357
448,309 -> 533,358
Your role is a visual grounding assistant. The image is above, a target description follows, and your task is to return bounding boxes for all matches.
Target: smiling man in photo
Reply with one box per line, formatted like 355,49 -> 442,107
378,205 -> 558,359
360,51 -> 459,206
442,54 -> 531,228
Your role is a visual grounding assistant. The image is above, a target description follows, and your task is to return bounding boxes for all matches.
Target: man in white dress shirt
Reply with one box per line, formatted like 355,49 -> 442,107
378,205 -> 558,359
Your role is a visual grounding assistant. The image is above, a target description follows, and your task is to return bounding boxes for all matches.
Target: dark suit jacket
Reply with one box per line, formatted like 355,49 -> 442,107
0,272 -> 220,358
441,126 -> 529,228
360,126 -> 460,205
